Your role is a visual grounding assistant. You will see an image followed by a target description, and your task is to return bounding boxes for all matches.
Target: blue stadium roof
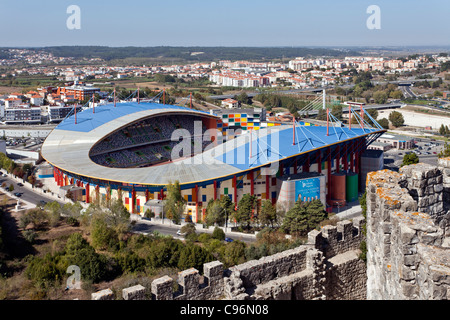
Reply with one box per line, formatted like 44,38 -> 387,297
56,102 -> 213,133
216,125 -> 378,171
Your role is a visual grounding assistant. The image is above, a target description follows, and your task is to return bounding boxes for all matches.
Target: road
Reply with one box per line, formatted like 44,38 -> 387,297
132,220 -> 257,244
0,174 -> 65,206
401,86 -> 417,99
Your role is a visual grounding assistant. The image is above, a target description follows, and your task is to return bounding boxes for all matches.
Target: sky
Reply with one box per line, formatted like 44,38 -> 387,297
0,0 -> 449,47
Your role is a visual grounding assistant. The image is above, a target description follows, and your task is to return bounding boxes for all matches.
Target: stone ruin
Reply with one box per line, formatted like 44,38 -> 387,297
92,218 -> 367,300
366,160 -> 450,299
92,160 -> 450,300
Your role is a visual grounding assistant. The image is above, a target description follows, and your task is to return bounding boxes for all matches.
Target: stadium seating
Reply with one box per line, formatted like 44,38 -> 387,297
90,114 -> 212,168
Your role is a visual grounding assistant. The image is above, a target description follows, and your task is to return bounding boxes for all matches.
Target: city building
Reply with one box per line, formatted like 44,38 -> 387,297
4,105 -> 41,124
376,133 -> 415,150
221,98 -> 239,109
57,83 -> 100,101
47,105 -> 81,123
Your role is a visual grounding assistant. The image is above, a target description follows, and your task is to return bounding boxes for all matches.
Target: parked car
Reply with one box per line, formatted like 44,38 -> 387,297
176,230 -> 186,237
225,237 -> 234,243
17,183 -> 24,187
14,192 -> 22,197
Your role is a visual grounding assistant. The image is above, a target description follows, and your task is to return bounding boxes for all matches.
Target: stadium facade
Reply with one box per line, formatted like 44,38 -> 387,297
40,101 -> 385,221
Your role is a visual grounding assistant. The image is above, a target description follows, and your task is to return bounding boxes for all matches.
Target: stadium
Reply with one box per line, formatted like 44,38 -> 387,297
40,96 -> 386,222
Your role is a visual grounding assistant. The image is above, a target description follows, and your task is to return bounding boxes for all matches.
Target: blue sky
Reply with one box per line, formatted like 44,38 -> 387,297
0,0 -> 448,47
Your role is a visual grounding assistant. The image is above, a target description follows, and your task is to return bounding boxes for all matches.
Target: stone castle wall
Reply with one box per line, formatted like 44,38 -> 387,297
93,218 -> 367,300
366,163 -> 450,300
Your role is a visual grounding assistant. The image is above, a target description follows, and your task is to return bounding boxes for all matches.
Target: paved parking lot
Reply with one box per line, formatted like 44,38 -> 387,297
383,137 -> 445,170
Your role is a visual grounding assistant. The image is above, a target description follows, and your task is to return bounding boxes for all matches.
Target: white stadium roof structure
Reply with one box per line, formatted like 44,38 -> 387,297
41,101 -> 386,192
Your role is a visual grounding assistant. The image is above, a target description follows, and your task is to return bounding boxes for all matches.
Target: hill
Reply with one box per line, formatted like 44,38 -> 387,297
36,46 -> 362,63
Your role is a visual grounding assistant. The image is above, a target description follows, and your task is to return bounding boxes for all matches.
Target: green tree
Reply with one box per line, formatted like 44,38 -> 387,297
20,208 -> 48,230
107,198 -> 130,227
64,234 -> 109,283
164,181 -> 186,224
212,227 -> 226,241
378,118 -> 389,129
45,201 -> 62,227
438,143 -> 450,158
90,212 -> 119,251
259,199 -> 277,227
205,196 -> 234,227
388,111 -> 405,127
402,153 -> 419,166
235,92 -> 250,105
180,223 -> 197,239
177,243 -> 213,271
234,194 -> 257,229
281,199 -> 327,236
389,90 -> 403,100
205,199 -> 226,227
221,240 -> 246,268
373,91 -> 388,104
62,201 -> 83,218
25,253 -> 66,287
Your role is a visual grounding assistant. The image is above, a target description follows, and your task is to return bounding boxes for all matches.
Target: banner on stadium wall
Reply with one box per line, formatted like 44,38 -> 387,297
294,177 -> 320,203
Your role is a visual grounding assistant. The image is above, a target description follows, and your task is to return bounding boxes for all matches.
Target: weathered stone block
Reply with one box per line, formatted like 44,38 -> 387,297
91,288 -> 114,300
151,275 -> 173,300
122,284 -> 146,300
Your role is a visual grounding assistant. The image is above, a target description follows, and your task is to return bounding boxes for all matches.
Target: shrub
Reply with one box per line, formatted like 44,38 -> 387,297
66,216 -> 79,226
64,233 -> 110,283
25,253 -> 66,286
212,227 -> 225,241
177,243 -> 213,271
22,230 -> 37,243
180,223 -> 196,238
90,213 -> 119,251
115,250 -> 146,274
197,233 -> 212,243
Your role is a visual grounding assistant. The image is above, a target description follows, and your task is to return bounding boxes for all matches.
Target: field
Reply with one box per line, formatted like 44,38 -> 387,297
379,106 -> 450,129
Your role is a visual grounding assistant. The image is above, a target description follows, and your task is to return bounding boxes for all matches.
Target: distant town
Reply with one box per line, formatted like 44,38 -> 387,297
1,47 -> 449,127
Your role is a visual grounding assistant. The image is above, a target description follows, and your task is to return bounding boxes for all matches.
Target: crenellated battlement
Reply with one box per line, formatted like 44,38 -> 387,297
93,218 -> 368,301
313,218 -> 365,258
